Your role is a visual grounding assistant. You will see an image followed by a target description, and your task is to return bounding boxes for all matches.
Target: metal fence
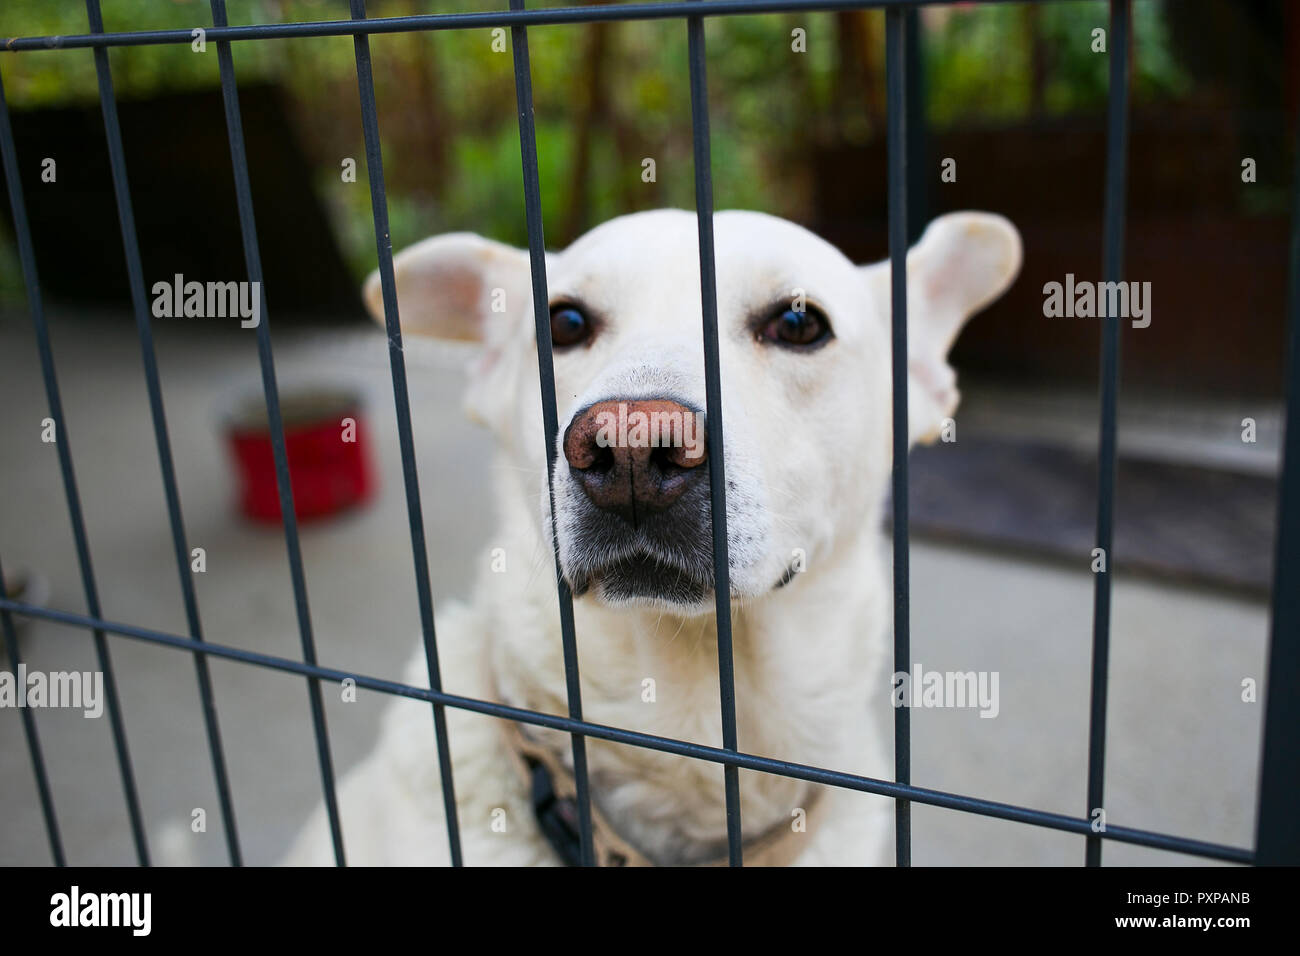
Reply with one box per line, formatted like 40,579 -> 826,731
0,0 -> 1295,867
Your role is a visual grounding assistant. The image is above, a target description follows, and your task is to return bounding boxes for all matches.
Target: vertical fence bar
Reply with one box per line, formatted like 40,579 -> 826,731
2,37 -> 149,867
204,0 -> 346,866
903,6 -> 926,245
1084,0 -> 1130,868
0,75 -> 67,868
346,0 -> 464,867
686,8 -> 744,867
84,0 -> 242,867
508,0 -> 596,867
885,4 -> 912,868
1255,106 -> 1300,867
0,556 -> 65,864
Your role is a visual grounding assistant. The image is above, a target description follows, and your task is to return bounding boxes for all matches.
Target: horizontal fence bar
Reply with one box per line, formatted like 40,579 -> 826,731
0,595 -> 1255,866
1,0 -> 1050,52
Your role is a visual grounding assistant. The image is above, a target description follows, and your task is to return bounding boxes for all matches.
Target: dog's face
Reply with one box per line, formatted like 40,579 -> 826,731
366,209 -> 1020,615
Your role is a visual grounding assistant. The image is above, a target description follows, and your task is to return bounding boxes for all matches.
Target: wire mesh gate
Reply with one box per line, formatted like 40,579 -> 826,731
0,0 -> 1296,868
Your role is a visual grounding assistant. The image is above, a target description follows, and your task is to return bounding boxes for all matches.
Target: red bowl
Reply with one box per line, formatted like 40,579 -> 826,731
225,387 -> 375,523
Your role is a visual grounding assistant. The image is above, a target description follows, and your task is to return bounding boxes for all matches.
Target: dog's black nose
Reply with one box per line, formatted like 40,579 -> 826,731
563,399 -> 708,525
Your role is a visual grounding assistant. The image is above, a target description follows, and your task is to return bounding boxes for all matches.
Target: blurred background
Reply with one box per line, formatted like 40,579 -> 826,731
0,0 -> 1294,865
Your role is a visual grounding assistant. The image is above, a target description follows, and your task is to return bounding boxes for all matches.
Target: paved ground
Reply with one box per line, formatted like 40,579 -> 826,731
0,314 -> 1268,865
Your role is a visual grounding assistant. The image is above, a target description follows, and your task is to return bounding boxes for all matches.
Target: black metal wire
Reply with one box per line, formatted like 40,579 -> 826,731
686,7 -> 744,868
0,6 -> 151,867
204,0 -> 346,868
344,0 -> 464,868
885,5 -> 911,869
83,0 -> 243,868
0,594 -> 1257,866
0,1 -> 1051,53
1,0 -> 1294,870
0,73 -> 67,869
508,0 -> 596,867
0,561 -> 64,866
1254,70 -> 1300,867
1084,0 -> 1130,869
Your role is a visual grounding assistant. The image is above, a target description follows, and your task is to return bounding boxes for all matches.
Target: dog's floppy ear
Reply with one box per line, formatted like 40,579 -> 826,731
862,211 -> 1021,445
363,233 -> 538,431
362,233 -> 533,343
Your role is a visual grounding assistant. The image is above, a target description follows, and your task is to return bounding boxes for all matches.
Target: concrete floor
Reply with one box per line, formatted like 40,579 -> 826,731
0,313 -> 1269,866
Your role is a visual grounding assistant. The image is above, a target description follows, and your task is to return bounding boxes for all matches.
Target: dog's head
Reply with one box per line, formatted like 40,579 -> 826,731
366,209 -> 1019,615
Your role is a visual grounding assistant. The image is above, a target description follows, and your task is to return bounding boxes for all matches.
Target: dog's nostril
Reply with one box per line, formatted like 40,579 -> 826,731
649,446 -> 677,476
648,444 -> 702,477
585,444 -> 615,474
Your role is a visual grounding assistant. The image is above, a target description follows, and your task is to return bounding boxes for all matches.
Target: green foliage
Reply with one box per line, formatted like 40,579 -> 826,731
0,0 -> 1199,300
925,1 -> 1191,125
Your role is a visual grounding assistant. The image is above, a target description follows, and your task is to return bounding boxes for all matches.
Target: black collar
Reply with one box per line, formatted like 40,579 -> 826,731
525,754 -> 631,866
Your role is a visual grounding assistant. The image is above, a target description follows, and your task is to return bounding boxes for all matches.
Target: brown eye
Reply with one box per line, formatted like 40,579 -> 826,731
758,305 -> 832,349
550,304 -> 594,348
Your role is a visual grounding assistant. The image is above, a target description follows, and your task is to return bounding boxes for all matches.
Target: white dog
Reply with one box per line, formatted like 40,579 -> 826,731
283,208 -> 1021,866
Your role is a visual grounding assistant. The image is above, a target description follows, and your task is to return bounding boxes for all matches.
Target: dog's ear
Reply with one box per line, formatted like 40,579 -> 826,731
861,212 -> 1021,445
363,233 -> 537,431
362,233 -> 533,343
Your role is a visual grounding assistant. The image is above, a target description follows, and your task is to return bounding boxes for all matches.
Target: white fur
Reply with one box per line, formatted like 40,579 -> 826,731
283,209 -> 1021,866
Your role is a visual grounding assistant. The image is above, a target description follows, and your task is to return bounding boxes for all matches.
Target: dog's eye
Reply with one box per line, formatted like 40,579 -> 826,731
758,305 -> 832,349
550,304 -> 594,348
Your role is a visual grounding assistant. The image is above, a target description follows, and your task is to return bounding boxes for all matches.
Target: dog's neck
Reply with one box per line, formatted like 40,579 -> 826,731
481,472 -> 890,864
